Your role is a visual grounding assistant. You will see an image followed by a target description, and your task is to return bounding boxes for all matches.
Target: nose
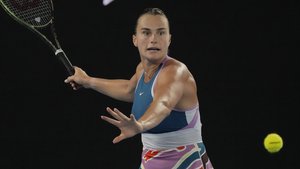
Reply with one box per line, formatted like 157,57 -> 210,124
150,34 -> 158,44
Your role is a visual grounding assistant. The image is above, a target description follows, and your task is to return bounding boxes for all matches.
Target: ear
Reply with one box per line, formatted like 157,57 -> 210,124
132,34 -> 137,47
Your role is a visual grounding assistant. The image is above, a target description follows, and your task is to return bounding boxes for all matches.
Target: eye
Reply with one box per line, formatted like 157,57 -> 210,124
142,31 -> 150,36
159,31 -> 165,36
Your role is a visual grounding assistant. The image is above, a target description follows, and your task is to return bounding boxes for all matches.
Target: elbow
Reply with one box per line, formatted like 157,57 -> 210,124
160,100 -> 172,117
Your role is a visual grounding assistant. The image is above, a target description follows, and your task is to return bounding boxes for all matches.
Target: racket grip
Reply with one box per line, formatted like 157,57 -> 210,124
55,49 -> 75,75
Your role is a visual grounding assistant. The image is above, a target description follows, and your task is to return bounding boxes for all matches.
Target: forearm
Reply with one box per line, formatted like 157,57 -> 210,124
138,101 -> 171,132
87,77 -> 133,102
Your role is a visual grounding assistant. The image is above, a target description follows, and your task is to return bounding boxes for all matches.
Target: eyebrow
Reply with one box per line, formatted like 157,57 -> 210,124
140,28 -> 167,31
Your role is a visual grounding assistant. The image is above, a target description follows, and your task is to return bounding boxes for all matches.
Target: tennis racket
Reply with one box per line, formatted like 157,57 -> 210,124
0,0 -> 75,75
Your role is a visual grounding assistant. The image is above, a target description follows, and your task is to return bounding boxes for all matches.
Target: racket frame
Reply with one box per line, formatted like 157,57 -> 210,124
0,0 -> 75,75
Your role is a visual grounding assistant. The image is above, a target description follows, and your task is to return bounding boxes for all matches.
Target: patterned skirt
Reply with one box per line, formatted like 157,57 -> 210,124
139,142 -> 214,169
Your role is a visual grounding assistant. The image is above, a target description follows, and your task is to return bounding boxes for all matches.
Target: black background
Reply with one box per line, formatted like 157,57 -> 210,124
0,0 -> 299,168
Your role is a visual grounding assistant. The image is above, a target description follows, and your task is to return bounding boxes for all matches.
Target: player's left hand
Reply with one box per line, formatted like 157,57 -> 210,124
101,107 -> 143,144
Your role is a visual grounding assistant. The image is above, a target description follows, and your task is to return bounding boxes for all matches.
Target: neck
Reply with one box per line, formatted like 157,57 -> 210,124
142,55 -> 168,80
144,65 -> 159,79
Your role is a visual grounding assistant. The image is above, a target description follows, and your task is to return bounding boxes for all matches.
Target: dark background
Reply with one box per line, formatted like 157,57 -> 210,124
0,0 -> 299,169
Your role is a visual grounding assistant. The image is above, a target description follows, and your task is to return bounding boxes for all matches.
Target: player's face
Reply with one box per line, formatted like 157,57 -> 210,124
133,14 -> 171,62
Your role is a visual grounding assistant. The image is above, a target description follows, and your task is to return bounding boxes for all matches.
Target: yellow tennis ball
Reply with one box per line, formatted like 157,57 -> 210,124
264,133 -> 283,153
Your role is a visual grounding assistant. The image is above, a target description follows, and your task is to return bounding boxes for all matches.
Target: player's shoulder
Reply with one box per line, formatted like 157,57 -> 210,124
134,62 -> 144,78
161,57 -> 190,78
164,57 -> 188,71
135,62 -> 143,72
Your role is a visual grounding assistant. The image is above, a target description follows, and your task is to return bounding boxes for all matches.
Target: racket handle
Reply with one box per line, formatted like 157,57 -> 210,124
55,49 -> 75,75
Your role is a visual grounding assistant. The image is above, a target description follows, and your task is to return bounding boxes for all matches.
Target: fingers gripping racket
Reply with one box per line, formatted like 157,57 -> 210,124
0,0 -> 75,75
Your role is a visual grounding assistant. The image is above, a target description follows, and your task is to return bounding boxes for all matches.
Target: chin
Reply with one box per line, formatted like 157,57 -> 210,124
146,54 -> 165,63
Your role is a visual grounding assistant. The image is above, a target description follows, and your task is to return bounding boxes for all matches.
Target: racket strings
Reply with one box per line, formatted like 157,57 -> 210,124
2,0 -> 52,27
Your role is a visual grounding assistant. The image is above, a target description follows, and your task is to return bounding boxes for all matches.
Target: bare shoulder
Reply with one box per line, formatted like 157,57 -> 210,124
134,62 -> 144,78
161,57 -> 191,78
136,62 -> 143,72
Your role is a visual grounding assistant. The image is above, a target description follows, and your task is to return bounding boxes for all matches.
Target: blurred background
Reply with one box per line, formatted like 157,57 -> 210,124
0,0 -> 299,168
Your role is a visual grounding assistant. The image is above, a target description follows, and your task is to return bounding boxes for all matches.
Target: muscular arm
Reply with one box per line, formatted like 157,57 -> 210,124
88,77 -> 136,102
139,61 -> 190,132
65,66 -> 140,102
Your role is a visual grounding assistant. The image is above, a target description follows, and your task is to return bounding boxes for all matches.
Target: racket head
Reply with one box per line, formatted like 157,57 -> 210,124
0,0 -> 53,28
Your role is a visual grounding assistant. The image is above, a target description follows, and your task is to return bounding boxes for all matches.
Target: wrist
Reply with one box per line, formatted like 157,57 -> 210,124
140,120 -> 148,133
84,76 -> 94,89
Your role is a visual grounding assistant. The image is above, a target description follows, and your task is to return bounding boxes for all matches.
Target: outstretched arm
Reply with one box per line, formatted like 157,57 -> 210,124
64,66 -> 137,102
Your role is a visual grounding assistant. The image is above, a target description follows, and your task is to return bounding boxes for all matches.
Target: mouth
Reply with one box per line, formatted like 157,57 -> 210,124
147,47 -> 161,51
